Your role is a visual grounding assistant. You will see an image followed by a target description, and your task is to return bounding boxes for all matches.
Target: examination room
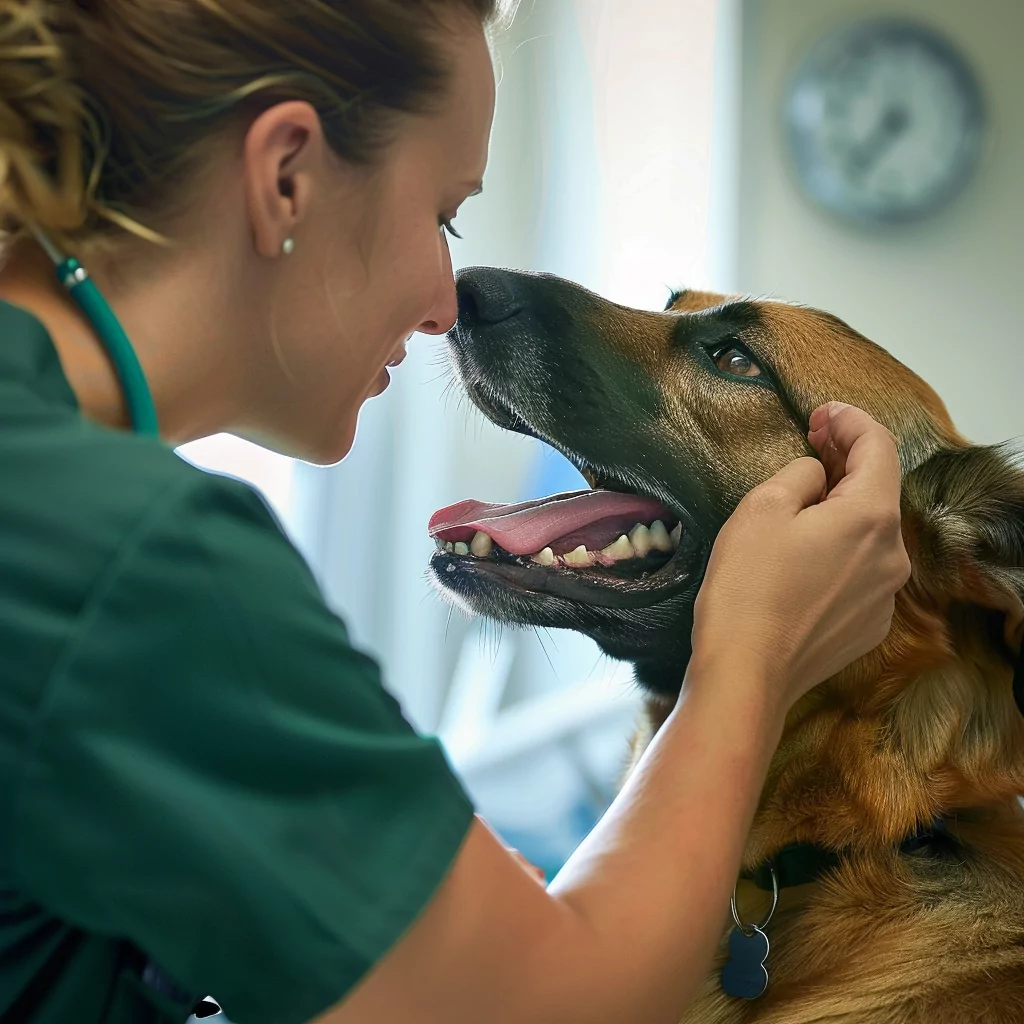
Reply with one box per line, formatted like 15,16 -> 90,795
1,0 -> 1022,1022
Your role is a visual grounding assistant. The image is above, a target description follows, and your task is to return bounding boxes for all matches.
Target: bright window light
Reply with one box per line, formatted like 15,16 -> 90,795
176,434 -> 295,528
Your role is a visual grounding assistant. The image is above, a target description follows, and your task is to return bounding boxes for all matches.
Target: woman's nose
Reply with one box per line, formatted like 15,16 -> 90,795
418,241 -> 459,335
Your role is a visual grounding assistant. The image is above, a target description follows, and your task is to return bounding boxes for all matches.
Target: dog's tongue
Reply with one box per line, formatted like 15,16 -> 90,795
429,489 -> 671,556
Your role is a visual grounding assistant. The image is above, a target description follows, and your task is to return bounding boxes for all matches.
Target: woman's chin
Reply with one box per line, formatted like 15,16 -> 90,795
368,366 -> 391,397
295,372 -> 391,466
306,424 -> 358,467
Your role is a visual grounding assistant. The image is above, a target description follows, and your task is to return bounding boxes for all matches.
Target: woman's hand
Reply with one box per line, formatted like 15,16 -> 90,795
690,402 -> 911,714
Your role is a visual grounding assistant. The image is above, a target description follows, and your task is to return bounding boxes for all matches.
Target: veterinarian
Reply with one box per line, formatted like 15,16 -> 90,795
0,2 -> 911,1022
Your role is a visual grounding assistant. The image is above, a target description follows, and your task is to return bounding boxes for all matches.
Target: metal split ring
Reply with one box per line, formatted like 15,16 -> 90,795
730,865 -> 779,936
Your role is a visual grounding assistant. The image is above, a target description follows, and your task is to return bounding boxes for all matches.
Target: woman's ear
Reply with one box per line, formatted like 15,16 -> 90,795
903,443 -> 1024,712
242,101 -> 323,259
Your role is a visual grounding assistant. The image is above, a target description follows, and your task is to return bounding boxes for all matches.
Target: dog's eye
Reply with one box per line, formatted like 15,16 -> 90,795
714,346 -> 761,378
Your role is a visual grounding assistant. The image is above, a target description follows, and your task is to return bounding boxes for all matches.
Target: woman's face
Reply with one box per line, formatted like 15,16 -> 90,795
240,18 -> 496,464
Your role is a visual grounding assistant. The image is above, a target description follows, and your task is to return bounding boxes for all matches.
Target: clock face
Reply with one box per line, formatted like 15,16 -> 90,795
785,19 -> 986,225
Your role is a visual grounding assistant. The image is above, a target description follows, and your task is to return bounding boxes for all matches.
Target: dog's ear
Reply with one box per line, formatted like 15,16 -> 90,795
902,444 -> 1024,713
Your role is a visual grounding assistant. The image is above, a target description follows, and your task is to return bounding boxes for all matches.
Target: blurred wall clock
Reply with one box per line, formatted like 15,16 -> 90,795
785,18 -> 987,226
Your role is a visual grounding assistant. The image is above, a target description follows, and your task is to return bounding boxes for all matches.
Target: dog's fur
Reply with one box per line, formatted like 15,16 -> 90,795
434,268 -> 1024,1022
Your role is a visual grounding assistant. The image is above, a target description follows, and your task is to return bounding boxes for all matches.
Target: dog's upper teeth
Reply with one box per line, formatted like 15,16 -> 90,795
563,545 -> 593,567
454,541 -> 470,556
470,531 -> 494,557
445,541 -> 455,553
629,522 -> 653,557
531,546 -> 556,566
670,522 -> 682,549
649,520 -> 673,553
601,534 -> 634,561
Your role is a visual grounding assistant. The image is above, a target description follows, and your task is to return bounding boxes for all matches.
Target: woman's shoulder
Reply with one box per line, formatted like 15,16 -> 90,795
0,416 -> 304,699
3,411 -> 278,570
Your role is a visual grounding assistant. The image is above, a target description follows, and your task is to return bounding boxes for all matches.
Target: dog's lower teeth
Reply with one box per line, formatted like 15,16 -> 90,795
602,534 -> 634,560
563,545 -> 593,566
435,516 -> 681,568
629,523 -> 653,557
531,547 -> 556,566
470,531 -> 494,557
649,520 -> 673,553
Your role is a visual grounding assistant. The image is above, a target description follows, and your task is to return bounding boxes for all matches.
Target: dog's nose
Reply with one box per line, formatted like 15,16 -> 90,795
455,268 -> 526,326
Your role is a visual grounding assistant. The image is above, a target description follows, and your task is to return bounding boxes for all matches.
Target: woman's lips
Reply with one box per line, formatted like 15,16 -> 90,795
370,339 -> 410,397
388,338 -> 411,368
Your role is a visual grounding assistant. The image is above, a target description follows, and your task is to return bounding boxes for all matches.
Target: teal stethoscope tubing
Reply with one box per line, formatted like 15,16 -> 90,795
35,231 -> 159,438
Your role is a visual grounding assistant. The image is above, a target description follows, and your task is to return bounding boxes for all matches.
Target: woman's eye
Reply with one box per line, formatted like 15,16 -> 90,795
441,218 -> 463,240
715,346 -> 761,378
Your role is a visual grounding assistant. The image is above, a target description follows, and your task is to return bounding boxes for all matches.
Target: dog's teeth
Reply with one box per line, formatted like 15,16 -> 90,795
629,523 -> 652,557
531,547 -> 555,566
563,545 -> 593,566
470,531 -> 494,557
601,535 -> 634,561
670,522 -> 682,549
454,542 -> 470,556
445,541 -> 455,553
649,520 -> 673,552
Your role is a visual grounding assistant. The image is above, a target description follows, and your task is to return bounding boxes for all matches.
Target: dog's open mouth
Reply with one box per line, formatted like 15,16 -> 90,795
429,461 -> 701,609
428,362 -> 706,611
431,486 -> 681,570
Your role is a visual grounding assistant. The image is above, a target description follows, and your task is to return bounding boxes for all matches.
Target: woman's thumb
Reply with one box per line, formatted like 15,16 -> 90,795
747,456 -> 827,514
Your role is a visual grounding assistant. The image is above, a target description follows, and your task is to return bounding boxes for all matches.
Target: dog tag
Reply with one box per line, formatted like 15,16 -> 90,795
721,925 -> 770,999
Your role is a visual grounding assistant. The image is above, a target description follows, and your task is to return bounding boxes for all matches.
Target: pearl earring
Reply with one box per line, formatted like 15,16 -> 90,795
281,237 -> 295,255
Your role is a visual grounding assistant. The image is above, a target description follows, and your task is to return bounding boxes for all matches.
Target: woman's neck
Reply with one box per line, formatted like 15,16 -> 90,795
0,240 -> 243,445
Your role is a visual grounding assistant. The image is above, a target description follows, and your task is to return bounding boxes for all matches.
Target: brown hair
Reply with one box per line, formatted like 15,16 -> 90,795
0,0 -> 508,251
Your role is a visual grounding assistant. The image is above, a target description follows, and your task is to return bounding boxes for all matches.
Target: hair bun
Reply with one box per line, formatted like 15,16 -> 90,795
0,0 -> 91,244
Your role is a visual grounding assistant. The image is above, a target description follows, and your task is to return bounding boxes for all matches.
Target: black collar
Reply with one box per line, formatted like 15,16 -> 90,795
741,818 -> 958,892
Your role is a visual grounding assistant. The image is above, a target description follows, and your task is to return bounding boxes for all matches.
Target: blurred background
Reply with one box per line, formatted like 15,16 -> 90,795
180,0 -> 1024,879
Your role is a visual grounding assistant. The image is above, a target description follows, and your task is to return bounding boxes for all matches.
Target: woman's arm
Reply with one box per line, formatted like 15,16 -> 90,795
330,652 -> 781,1024
323,404 -> 910,1024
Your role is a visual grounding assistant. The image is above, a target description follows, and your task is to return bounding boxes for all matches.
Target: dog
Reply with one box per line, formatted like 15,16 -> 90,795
429,267 -> 1024,1022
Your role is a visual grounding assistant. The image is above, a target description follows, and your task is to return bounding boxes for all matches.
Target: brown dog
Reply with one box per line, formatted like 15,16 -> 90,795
430,268 -> 1024,1022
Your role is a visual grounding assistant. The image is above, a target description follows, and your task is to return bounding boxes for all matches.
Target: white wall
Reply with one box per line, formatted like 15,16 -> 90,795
737,0 -> 1024,446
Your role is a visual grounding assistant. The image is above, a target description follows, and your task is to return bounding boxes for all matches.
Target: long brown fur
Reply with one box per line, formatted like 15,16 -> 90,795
626,291 -> 1024,1022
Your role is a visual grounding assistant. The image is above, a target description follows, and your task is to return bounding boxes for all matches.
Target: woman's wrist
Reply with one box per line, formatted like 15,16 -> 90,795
678,641 -> 789,754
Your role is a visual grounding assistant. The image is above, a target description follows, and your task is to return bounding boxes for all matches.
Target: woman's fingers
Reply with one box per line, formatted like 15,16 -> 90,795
808,402 -> 902,505
741,457 -> 827,515
695,403 -> 911,708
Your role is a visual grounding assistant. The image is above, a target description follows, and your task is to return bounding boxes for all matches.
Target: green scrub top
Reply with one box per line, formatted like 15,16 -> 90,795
0,300 -> 474,1023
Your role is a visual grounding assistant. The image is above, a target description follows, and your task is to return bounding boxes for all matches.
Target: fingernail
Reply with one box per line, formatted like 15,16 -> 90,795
828,402 -> 851,418
808,406 -> 830,431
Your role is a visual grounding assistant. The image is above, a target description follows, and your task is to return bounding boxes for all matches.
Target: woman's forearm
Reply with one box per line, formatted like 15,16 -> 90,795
537,648 -> 784,1021
332,649 -> 784,1024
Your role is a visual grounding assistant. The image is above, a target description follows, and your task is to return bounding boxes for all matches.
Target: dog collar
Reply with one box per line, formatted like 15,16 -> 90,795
741,817 -> 957,892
